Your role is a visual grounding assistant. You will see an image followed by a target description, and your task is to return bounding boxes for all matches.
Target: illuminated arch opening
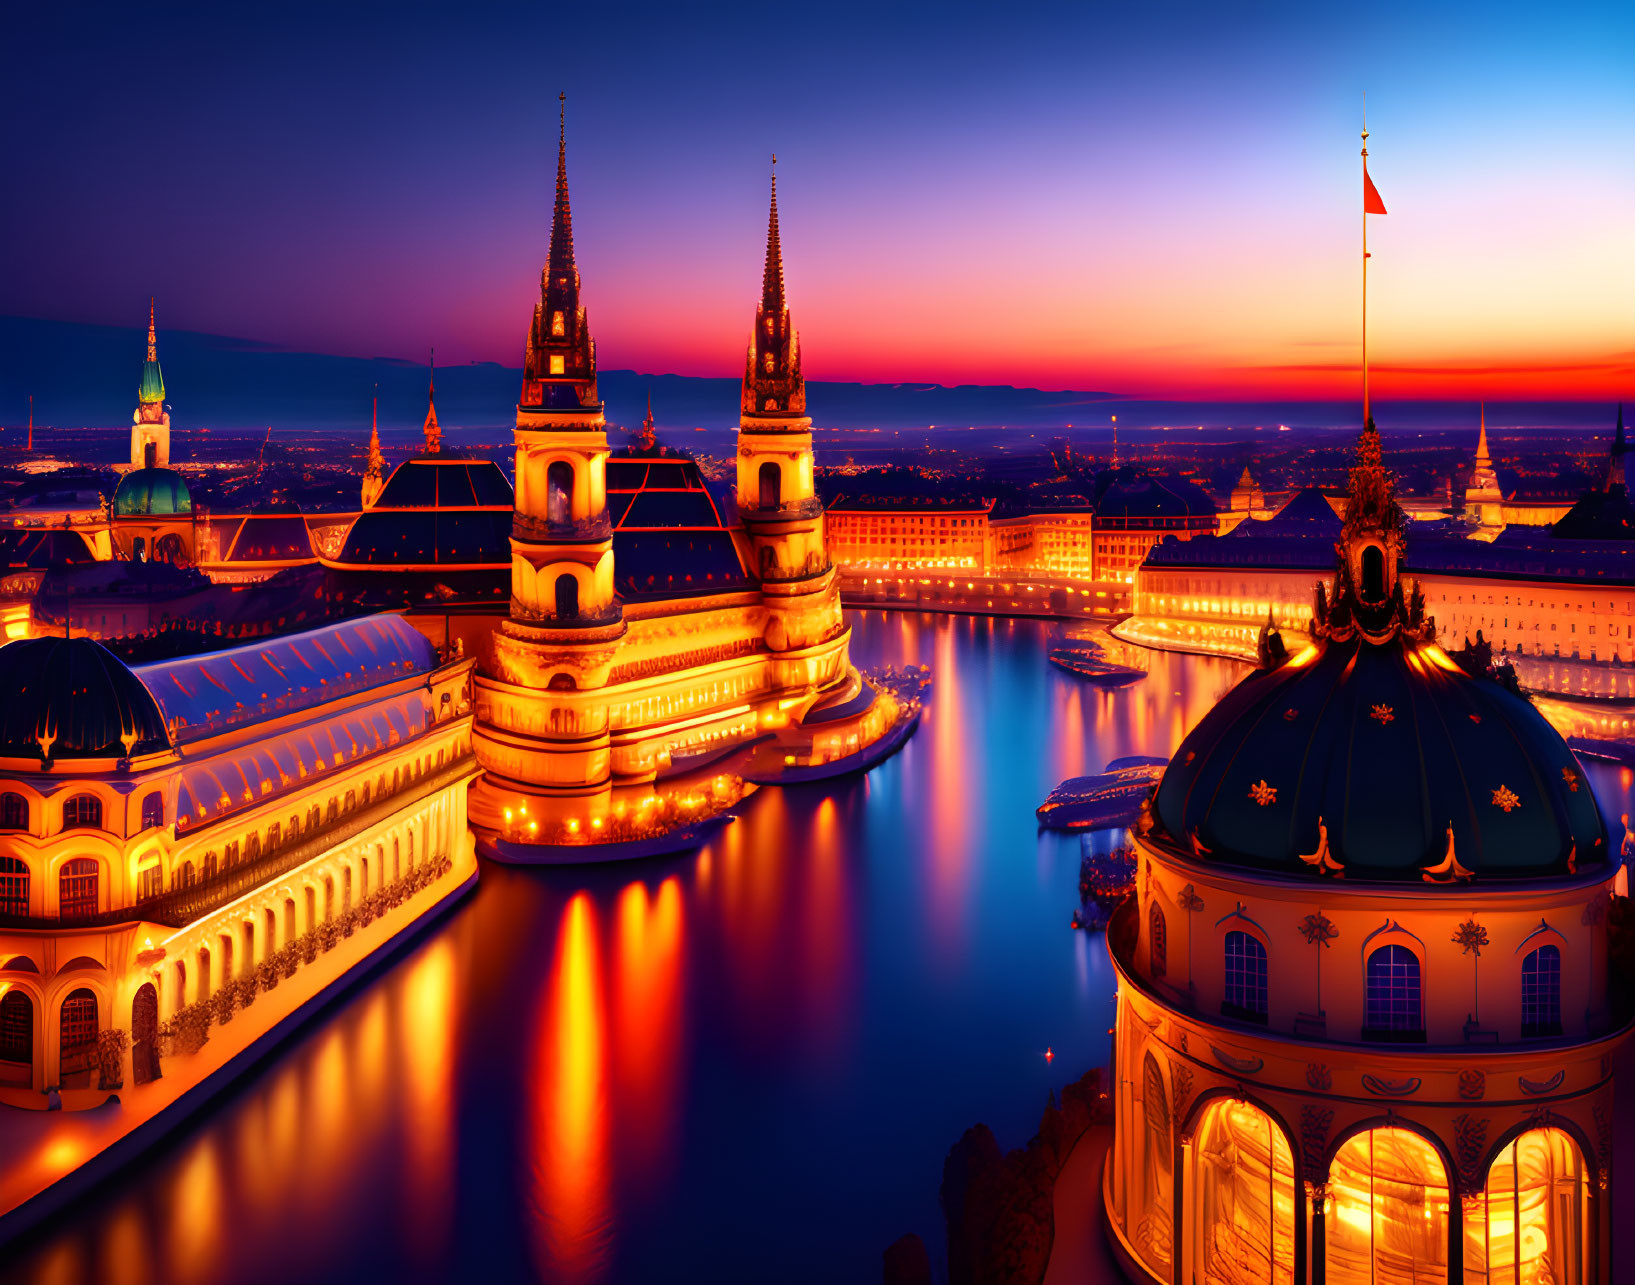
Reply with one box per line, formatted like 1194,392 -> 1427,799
546,460 -> 574,525
1468,1127 -> 1587,1285
0,989 -> 32,1075
1327,1127 -> 1450,1285
1190,1098 -> 1296,1285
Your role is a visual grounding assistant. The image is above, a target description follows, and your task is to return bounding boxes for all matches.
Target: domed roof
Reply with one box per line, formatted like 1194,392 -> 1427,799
0,636 -> 171,761
1150,425 -> 1607,881
138,357 -> 165,406
115,467 -> 192,517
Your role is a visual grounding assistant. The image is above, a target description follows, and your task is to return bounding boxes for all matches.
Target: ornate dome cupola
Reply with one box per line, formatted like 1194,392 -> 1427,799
520,95 -> 599,414
1151,421 -> 1605,880
131,299 -> 172,470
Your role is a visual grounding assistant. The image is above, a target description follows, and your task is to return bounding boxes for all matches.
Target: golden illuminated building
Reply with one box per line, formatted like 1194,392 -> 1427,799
468,117 -> 906,857
0,614 -> 476,1113
1103,424 -> 1628,1285
825,496 -> 994,571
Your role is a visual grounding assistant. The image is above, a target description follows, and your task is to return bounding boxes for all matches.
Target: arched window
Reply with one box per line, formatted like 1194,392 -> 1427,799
62,794 -> 101,830
0,793 -> 28,831
58,858 -> 98,919
0,857 -> 28,917
1191,1099 -> 1296,1285
1222,930 -> 1268,1023
1364,944 -> 1424,1041
58,988 -> 98,1078
758,461 -> 781,510
1135,1053 -> 1173,1273
1521,944 -> 1562,1038
0,990 -> 32,1067
546,460 -> 574,525
178,860 -> 196,889
555,573 -> 578,620
1471,1127 -> 1586,1285
1149,903 -> 1167,979
1360,544 -> 1385,601
131,982 -> 160,1085
140,792 -> 164,830
1327,1128 -> 1449,1285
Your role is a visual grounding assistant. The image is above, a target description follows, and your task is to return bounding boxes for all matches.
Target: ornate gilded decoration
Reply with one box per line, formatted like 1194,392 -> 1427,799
1361,1073 -> 1421,1097
1451,918 -> 1488,956
1490,784 -> 1521,813
1299,818 -> 1345,877
1422,821 -> 1474,883
1369,703 -> 1395,724
1300,1106 -> 1334,1177
1298,911 -> 1337,949
1457,1069 -> 1485,1101
1305,1063 -> 1332,1091
1248,779 -> 1277,806
1177,884 -> 1204,914
1453,1114 -> 1489,1192
1168,1063 -> 1193,1124
1518,1070 -> 1566,1096
1210,1045 -> 1263,1074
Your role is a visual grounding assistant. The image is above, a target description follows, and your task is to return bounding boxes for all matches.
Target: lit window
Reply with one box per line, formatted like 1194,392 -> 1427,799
549,355 -> 565,375
551,311 -> 565,336
62,795 -> 101,831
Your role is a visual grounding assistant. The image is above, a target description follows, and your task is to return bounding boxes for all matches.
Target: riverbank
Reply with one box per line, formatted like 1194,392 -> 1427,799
0,841 -> 478,1248
839,569 -> 1130,623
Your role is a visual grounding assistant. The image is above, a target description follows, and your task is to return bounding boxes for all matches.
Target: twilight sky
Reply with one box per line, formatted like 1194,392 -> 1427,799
4,1 -> 1631,401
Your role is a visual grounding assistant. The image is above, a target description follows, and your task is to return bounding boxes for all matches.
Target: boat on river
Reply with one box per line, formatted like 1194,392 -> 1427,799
1047,639 -> 1147,687
1036,756 -> 1166,831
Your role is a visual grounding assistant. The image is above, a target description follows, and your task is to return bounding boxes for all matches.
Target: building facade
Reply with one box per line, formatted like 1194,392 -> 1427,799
0,615 -> 477,1097
825,496 -> 994,572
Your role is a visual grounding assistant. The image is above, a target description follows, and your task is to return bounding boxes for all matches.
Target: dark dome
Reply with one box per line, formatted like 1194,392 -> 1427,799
115,467 -> 192,517
0,637 -> 171,760
1154,421 -> 1608,882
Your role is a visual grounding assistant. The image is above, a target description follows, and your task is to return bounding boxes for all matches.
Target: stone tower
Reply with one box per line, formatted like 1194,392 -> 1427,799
362,393 -> 385,508
470,95 -> 625,839
734,164 -> 834,651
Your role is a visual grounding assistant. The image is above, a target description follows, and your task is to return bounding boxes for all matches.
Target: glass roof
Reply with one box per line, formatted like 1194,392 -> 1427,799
133,614 -> 436,745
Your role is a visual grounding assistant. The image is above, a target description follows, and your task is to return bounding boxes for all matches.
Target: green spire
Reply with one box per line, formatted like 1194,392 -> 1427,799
138,298 -> 166,405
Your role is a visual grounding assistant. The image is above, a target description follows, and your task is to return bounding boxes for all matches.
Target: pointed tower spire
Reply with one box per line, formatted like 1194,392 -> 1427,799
742,156 -> 804,418
146,298 -> 157,364
422,349 -> 442,454
363,385 -> 386,507
1475,402 -> 1491,468
519,92 -> 598,411
137,299 -> 166,410
638,388 -> 657,452
762,154 -> 784,314
549,91 -> 575,278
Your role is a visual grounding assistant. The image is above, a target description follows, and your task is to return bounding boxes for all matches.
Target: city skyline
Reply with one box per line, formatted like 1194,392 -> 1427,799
5,2 -> 1632,402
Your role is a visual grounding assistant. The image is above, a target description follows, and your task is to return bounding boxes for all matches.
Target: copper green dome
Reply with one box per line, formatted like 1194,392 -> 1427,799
115,467 -> 192,517
1149,424 -> 1608,882
138,357 -> 165,406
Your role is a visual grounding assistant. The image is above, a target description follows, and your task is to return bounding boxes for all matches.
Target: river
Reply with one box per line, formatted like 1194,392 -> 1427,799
10,611 -> 1628,1284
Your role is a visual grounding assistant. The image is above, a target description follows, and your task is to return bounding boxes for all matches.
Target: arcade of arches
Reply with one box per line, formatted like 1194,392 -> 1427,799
1113,1074 -> 1595,1285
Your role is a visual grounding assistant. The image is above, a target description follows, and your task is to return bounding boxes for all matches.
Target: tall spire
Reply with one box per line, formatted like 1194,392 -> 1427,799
741,155 -> 805,418
1475,403 -> 1491,468
549,92 -> 575,278
422,349 -> 442,454
519,92 -> 598,411
137,299 -> 165,409
762,155 -> 784,314
363,386 -> 386,507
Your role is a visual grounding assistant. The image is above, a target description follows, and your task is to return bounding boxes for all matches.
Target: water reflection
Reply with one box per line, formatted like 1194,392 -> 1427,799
4,613 -> 1308,1284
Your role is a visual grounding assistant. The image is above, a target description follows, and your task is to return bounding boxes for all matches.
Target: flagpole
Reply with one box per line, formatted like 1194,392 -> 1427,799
1362,112 -> 1370,426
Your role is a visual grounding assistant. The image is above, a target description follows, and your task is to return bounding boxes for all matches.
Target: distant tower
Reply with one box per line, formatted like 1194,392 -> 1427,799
362,390 -> 385,508
421,352 -> 442,455
1465,402 -> 1503,531
26,395 -> 32,453
1230,465 -> 1263,513
470,93 -> 624,840
1605,403 -> 1627,493
130,300 -> 171,470
735,158 -> 828,612
637,390 -> 657,453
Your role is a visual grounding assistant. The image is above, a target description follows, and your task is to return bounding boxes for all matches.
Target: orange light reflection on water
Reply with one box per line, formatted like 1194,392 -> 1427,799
532,892 -> 611,1282
614,877 -> 685,1191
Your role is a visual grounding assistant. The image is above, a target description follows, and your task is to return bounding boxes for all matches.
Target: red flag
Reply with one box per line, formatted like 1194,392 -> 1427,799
1363,163 -> 1388,215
